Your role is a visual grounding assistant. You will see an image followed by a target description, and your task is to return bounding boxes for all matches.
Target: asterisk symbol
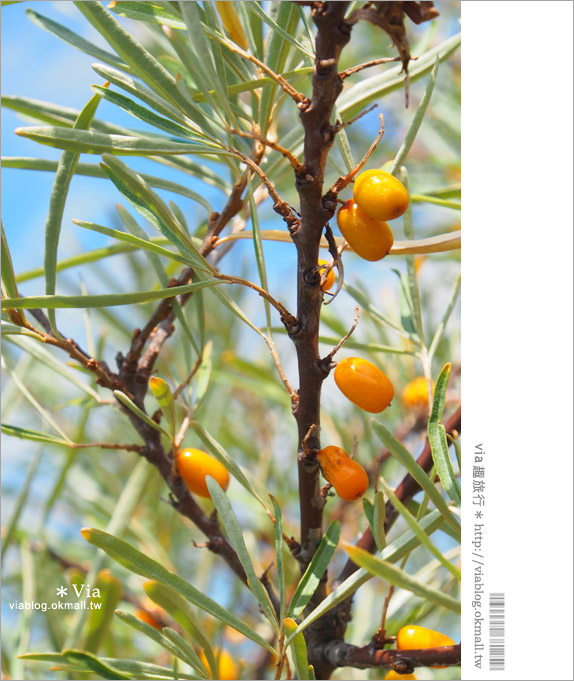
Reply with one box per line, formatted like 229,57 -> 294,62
56,586 -> 68,597
475,510 -> 483,519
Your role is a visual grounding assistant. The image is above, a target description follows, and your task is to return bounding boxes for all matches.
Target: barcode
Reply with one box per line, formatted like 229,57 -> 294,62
489,592 -> 505,671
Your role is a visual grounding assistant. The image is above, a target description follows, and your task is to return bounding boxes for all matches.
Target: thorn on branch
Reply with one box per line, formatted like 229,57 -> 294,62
326,114 -> 385,199
321,306 -> 360,368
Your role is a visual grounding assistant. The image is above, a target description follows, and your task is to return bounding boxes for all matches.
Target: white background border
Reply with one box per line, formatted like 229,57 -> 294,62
461,2 -> 573,679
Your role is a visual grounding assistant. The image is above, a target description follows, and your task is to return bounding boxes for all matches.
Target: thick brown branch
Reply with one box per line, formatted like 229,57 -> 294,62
319,640 -> 461,671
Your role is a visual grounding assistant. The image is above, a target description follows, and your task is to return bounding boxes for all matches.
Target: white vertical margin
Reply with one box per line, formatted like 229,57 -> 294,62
461,2 -> 573,680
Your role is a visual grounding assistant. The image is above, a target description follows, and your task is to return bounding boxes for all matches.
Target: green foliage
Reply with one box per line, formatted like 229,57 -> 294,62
1,2 -> 460,679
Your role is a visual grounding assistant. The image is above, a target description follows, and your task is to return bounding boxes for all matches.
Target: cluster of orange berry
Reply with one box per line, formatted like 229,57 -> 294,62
314,170 -> 410,502
338,169 -> 409,261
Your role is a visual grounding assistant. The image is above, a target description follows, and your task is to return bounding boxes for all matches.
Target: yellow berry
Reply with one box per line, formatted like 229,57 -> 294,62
318,259 -> 335,291
317,446 -> 369,501
353,169 -> 409,221
384,672 -> 417,680
200,648 -> 238,680
401,377 -> 432,409
334,357 -> 394,413
176,448 -> 230,499
336,200 -> 394,261
397,625 -> 455,669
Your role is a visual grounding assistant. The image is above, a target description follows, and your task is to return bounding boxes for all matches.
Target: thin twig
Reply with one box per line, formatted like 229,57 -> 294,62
323,306 -> 360,364
339,55 -> 403,80
71,442 -> 143,453
332,104 -> 378,134
222,42 -> 309,107
230,128 -> 305,172
326,114 -> 385,197
172,353 -> 204,401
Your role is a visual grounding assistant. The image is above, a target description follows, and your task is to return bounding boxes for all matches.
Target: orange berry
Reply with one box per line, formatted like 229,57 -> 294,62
318,259 -> 335,291
353,169 -> 409,221
176,448 -> 230,499
336,200 -> 394,261
317,446 -> 369,501
135,608 -> 162,630
334,357 -> 394,413
384,672 -> 417,680
397,625 -> 455,668
199,648 -> 238,680
401,377 -> 432,409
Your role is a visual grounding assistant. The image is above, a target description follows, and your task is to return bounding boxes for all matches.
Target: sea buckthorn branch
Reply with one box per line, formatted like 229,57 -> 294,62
316,640 -> 461,672
287,1 -> 351,579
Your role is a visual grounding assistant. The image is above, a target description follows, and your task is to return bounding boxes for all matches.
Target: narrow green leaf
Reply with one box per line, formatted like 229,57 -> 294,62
372,490 -> 386,551
283,618 -> 310,680
428,363 -> 461,506
161,628 -> 210,678
44,87 -> 105,333
371,421 -> 461,537
246,3 -> 313,59
269,495 -> 286,621
343,542 -> 460,613
113,610 -> 208,676
62,650 -> 130,680
2,280 -> 220,310
72,219 -> 195,269
15,125 -> 220,156
205,477 -> 279,630
108,1 -> 187,30
1,223 -> 19,299
191,421 -> 269,509
1,447 -> 42,563
26,8 -> 129,71
378,477 -> 460,580
259,2 -> 299,133
91,85 -> 205,141
100,154 -> 208,267
83,570 -> 122,654
113,390 -> 171,438
0,424 -> 69,447
287,521 -> 340,619
428,274 -> 461,359
390,57 -> 439,176
192,340 -> 212,406
411,194 -> 461,210
101,659 -> 199,680
288,511 -> 444,641
74,1 -> 192,114
143,580 -> 216,676
90,63 -> 194,127
82,529 -> 276,653
248,177 -> 271,332
398,171 -> 425,346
